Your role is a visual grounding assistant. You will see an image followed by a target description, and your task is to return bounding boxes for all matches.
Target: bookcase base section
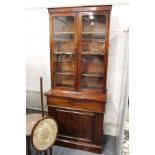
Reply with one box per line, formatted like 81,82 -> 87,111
48,101 -> 105,154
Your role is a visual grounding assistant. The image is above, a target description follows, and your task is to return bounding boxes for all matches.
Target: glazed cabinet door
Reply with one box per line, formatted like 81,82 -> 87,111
50,13 -> 78,90
78,12 -> 109,92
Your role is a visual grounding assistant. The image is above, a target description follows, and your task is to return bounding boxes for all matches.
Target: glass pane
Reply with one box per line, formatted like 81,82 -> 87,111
53,16 -> 74,33
81,76 -> 103,90
81,15 -> 106,91
82,15 -> 106,55
81,56 -> 104,75
55,74 -> 74,88
53,16 -> 75,89
54,55 -> 75,73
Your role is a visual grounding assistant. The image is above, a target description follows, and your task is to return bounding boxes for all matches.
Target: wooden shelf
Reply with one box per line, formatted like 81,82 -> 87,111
81,52 -> 104,56
54,32 -> 74,35
55,72 -> 74,76
81,86 -> 102,90
82,32 -> 105,39
54,52 -> 74,55
54,60 -> 74,63
82,38 -> 105,42
82,73 -> 104,78
56,84 -> 74,88
82,32 -> 105,34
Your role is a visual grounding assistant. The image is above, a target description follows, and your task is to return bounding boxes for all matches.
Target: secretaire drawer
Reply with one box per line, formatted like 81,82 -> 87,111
47,97 -> 105,113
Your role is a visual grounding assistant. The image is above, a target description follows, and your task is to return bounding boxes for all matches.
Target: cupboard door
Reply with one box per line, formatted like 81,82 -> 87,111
50,13 -> 78,90
78,12 -> 107,91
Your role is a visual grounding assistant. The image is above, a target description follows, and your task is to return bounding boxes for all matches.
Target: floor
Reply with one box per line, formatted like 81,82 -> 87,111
122,107 -> 129,155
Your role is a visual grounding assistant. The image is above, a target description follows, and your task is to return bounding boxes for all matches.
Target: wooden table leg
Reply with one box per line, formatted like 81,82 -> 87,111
50,147 -> 52,155
26,138 -> 28,155
44,150 -> 48,155
26,136 -> 31,155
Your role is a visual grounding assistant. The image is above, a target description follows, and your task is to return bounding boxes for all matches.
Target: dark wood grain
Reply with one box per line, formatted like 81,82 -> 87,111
50,147 -> 52,155
55,138 -> 102,153
47,96 -> 105,113
74,13 -> 78,91
77,12 -> 82,91
26,136 -> 31,155
40,77 -> 44,117
49,14 -> 54,89
48,106 -> 104,153
45,89 -> 107,102
93,114 -> 104,145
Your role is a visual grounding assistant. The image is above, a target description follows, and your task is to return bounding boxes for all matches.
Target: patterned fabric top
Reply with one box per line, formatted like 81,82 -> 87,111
26,113 -> 43,136
32,117 -> 58,151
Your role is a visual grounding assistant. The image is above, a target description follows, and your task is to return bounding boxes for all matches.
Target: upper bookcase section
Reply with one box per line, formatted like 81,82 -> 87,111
48,6 -> 112,93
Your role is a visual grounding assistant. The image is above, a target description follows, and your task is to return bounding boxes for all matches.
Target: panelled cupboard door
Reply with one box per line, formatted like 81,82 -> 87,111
78,12 -> 109,92
49,13 -> 78,91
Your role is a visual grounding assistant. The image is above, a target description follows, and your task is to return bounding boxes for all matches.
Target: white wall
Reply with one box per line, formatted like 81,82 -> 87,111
26,1 -> 129,136
116,31 -> 128,155
26,0 -> 129,8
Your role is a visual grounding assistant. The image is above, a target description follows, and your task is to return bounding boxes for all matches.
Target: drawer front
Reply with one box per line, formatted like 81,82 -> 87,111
47,97 -> 105,113
48,106 -> 103,145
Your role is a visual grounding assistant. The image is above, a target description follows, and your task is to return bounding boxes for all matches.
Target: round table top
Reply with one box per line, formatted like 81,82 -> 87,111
26,113 -> 44,136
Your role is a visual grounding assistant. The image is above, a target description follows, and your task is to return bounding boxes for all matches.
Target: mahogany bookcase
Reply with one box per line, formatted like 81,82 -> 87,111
45,5 -> 112,153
